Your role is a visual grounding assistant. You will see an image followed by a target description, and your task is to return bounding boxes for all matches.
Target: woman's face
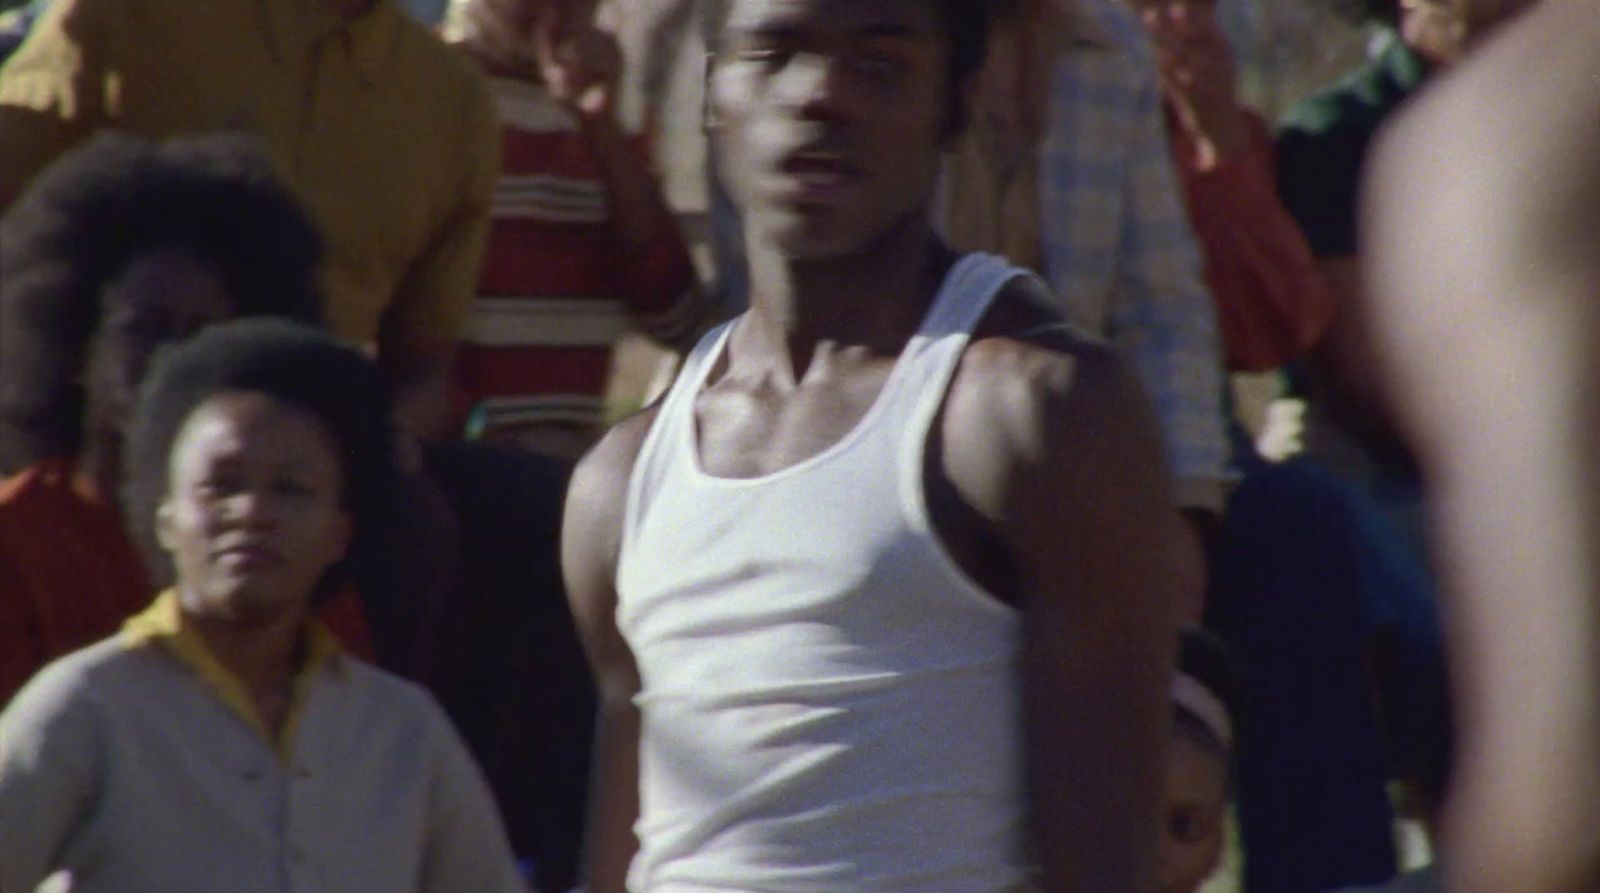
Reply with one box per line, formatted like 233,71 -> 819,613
87,251 -> 236,439
159,392 -> 352,626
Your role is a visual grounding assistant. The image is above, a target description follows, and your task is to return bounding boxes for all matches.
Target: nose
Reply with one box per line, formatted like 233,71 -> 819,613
777,51 -> 849,121
221,489 -> 276,528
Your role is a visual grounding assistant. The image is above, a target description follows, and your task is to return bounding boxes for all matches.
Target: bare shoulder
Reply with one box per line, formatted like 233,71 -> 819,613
562,405 -> 660,689
938,275 -> 1175,620
564,405 -> 663,566
951,276 -> 1153,464
1365,0 -> 1600,275
1363,2 -> 1600,440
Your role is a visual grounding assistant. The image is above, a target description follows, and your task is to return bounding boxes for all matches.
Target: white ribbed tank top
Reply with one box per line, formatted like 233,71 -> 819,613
617,254 -> 1032,893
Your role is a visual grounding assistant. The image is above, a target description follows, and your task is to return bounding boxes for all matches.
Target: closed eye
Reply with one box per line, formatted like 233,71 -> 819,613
851,50 -> 906,82
729,27 -> 798,68
195,477 -> 240,498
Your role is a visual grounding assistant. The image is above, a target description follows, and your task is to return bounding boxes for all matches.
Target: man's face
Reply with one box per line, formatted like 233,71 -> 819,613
86,251 -> 236,438
710,0 -> 952,260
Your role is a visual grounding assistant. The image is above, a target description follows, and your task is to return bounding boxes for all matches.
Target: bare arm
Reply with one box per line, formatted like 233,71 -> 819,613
1362,3 -> 1600,891
533,6 -> 702,342
561,413 -> 654,893
947,314 -> 1179,893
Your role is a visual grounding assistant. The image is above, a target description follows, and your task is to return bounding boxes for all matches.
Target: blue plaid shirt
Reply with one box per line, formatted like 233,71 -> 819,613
1038,0 -> 1230,510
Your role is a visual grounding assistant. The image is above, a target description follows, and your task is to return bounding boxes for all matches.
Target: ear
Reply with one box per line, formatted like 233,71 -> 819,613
702,50 -> 720,133
155,501 -> 179,553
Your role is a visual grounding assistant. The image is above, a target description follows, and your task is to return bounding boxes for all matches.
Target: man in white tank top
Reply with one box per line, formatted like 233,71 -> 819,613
562,1 -> 1182,890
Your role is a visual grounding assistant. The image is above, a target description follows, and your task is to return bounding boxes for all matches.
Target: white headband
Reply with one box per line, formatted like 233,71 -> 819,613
1172,673 -> 1233,750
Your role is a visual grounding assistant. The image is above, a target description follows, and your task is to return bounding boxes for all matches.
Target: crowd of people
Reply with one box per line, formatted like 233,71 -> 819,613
0,0 -> 1583,891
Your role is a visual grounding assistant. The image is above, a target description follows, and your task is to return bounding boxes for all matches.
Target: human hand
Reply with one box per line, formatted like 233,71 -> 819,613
1140,1 -> 1246,167
533,3 -> 622,123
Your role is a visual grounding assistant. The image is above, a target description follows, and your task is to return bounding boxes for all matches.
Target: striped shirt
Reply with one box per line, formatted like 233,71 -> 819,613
454,76 -> 698,441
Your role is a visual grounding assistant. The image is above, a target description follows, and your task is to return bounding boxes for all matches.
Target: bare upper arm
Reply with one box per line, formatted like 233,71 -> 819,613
943,283 -> 1177,892
954,332 -> 1175,617
946,277 -> 1177,578
944,276 -> 1177,681
561,409 -> 657,893
1358,10 -> 1600,891
561,409 -> 658,699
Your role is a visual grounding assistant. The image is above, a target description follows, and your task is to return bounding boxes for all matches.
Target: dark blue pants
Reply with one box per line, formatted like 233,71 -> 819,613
1208,461 -> 1449,893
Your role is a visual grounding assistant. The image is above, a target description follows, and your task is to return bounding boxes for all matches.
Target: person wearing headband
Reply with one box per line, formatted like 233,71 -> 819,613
1161,628 -> 1240,893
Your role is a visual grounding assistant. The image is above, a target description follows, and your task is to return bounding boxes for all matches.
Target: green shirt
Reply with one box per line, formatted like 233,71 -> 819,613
1276,33 -> 1429,257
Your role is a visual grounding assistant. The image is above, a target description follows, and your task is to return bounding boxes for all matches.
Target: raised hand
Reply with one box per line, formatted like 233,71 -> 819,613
1140,1 -> 1246,166
533,3 -> 623,123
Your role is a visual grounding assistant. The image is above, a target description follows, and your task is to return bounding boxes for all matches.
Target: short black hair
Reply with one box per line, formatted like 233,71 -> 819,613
934,0 -> 993,96
0,132 -> 325,473
122,320 -> 398,604
937,0 -> 994,134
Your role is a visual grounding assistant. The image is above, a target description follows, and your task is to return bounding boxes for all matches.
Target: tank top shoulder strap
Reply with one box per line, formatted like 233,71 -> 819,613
624,319 -> 735,540
892,254 -> 1034,489
889,253 -> 1031,419
660,320 -> 735,423
914,253 -> 1027,343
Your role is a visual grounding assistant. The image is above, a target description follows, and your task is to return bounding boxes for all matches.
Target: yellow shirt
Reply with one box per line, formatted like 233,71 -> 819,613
0,0 -> 500,347
121,589 -> 342,761
0,590 -> 526,891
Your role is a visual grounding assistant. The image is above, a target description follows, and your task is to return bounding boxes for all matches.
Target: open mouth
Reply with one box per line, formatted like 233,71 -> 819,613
778,150 -> 862,197
214,543 -> 282,570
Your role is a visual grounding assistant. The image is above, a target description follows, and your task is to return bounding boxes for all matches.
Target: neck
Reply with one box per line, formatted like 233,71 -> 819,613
741,211 -> 953,379
184,600 -> 308,704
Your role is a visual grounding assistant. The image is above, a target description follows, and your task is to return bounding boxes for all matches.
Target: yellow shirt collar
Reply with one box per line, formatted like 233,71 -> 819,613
122,590 -> 342,761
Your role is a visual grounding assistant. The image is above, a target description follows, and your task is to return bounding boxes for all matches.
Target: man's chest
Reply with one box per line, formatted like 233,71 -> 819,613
692,365 -> 898,480
683,362 -> 1017,600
